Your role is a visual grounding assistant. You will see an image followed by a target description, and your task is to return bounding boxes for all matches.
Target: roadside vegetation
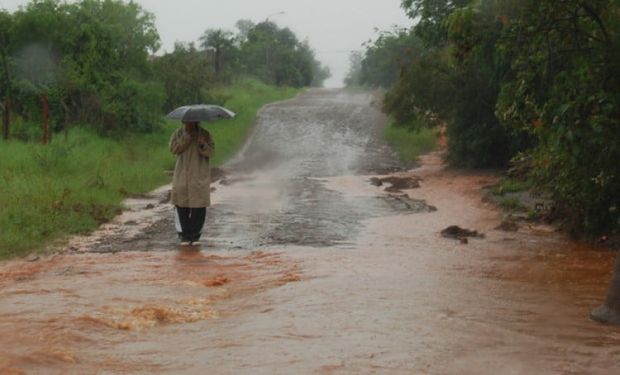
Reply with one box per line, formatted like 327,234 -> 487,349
383,121 -> 437,165
0,78 -> 299,259
346,0 -> 620,239
0,0 -> 318,259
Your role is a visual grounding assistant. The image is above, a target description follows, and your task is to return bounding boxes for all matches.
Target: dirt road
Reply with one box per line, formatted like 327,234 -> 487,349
1,89 -> 619,374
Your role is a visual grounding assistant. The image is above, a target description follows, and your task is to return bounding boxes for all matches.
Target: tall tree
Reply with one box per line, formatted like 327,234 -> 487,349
7,0 -> 163,134
0,10 -> 13,140
199,29 -> 236,78
344,51 -> 363,87
235,19 -> 255,43
359,27 -> 421,89
152,42 -> 211,111
401,0 -> 471,46
240,21 -> 321,87
497,0 -> 620,235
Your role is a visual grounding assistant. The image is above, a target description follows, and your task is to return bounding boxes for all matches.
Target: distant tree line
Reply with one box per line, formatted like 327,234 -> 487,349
155,19 -> 330,113
346,0 -> 619,238
0,0 -> 330,139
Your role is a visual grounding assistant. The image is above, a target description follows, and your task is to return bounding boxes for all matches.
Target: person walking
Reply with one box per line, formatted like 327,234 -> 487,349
169,121 -> 215,246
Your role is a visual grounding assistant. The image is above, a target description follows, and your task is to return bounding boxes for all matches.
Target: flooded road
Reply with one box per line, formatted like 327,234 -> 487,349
1,89 -> 619,374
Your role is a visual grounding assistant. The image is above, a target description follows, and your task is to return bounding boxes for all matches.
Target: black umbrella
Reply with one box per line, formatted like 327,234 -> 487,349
166,104 -> 236,123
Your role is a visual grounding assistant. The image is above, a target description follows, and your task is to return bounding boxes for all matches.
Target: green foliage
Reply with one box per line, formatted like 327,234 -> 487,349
199,28 -> 238,79
499,196 -> 527,212
401,0 -> 471,46
344,51 -> 364,87
496,0 -> 620,236
360,27 -> 423,88
0,78 -> 300,258
0,10 -> 14,140
0,126 -> 172,258
489,178 -> 531,196
381,2 -> 531,168
383,47 -> 453,128
383,121 -> 437,164
377,0 -> 620,236
344,0 -> 620,235
1,0 -> 164,135
443,4 -> 530,168
151,43 -> 212,112
240,21 -> 329,87
1,1 -> 327,140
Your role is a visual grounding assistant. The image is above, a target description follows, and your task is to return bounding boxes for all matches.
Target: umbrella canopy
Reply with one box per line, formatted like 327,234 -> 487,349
166,104 -> 236,123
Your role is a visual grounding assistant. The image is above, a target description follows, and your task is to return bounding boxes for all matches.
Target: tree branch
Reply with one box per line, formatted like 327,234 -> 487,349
579,1 -> 611,43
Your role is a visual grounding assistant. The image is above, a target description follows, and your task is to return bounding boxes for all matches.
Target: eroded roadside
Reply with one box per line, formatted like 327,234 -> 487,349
1,89 -> 619,375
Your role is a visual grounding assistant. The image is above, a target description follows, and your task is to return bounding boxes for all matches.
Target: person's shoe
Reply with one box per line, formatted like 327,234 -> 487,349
190,240 -> 201,246
180,241 -> 191,246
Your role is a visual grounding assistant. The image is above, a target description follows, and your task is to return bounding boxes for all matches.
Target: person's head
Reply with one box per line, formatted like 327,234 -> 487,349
183,121 -> 199,131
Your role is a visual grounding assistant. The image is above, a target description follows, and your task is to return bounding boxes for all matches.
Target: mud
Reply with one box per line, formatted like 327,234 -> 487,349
1,89 -> 619,374
440,225 -> 485,240
369,175 -> 422,193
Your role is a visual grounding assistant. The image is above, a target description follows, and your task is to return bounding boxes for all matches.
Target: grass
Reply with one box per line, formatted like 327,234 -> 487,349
0,78 -> 299,259
383,121 -> 438,165
489,178 -> 532,196
499,197 -> 529,212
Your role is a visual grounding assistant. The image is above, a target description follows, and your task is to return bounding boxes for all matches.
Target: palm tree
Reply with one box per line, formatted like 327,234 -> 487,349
199,29 -> 235,77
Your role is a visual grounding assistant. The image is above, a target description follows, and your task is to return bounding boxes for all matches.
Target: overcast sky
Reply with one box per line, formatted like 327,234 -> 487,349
0,0 -> 412,87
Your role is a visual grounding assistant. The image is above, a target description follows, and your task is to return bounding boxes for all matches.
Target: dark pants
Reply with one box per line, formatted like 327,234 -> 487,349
176,206 -> 206,242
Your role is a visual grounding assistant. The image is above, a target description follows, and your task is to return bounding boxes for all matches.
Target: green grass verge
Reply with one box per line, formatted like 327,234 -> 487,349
488,178 -> 532,196
383,121 -> 437,165
498,197 -> 529,212
0,78 -> 299,259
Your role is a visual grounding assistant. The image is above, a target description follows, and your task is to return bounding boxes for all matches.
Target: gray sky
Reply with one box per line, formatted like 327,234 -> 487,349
0,0 -> 412,87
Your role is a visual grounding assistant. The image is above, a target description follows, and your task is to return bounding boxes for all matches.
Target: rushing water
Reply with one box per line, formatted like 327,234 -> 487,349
0,90 -> 618,374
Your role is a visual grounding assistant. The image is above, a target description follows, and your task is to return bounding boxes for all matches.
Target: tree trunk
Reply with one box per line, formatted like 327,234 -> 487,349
1,98 -> 8,140
591,251 -> 620,325
1,49 -> 10,140
42,93 -> 50,145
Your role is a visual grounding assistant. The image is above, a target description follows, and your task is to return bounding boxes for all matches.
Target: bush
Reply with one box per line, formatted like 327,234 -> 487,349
497,0 -> 620,236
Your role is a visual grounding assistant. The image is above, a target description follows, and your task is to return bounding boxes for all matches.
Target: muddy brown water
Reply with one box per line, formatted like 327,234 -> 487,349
1,89 -> 619,374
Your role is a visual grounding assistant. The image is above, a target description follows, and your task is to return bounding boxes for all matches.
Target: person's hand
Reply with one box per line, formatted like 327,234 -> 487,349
197,134 -> 206,145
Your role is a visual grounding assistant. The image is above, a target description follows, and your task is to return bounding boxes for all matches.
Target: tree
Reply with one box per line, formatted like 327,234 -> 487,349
312,62 -> 331,87
298,39 -> 330,87
0,10 -> 13,140
344,51 -> 363,87
10,0 -> 66,143
371,0 -> 531,167
6,0 -> 164,135
152,42 -> 211,112
235,19 -> 255,43
239,21 -> 325,87
401,0 -> 471,46
359,27 -> 422,89
497,0 -> 620,235
199,29 -> 236,78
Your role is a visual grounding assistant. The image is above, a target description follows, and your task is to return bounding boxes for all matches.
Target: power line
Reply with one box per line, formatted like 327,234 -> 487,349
315,50 -> 363,54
